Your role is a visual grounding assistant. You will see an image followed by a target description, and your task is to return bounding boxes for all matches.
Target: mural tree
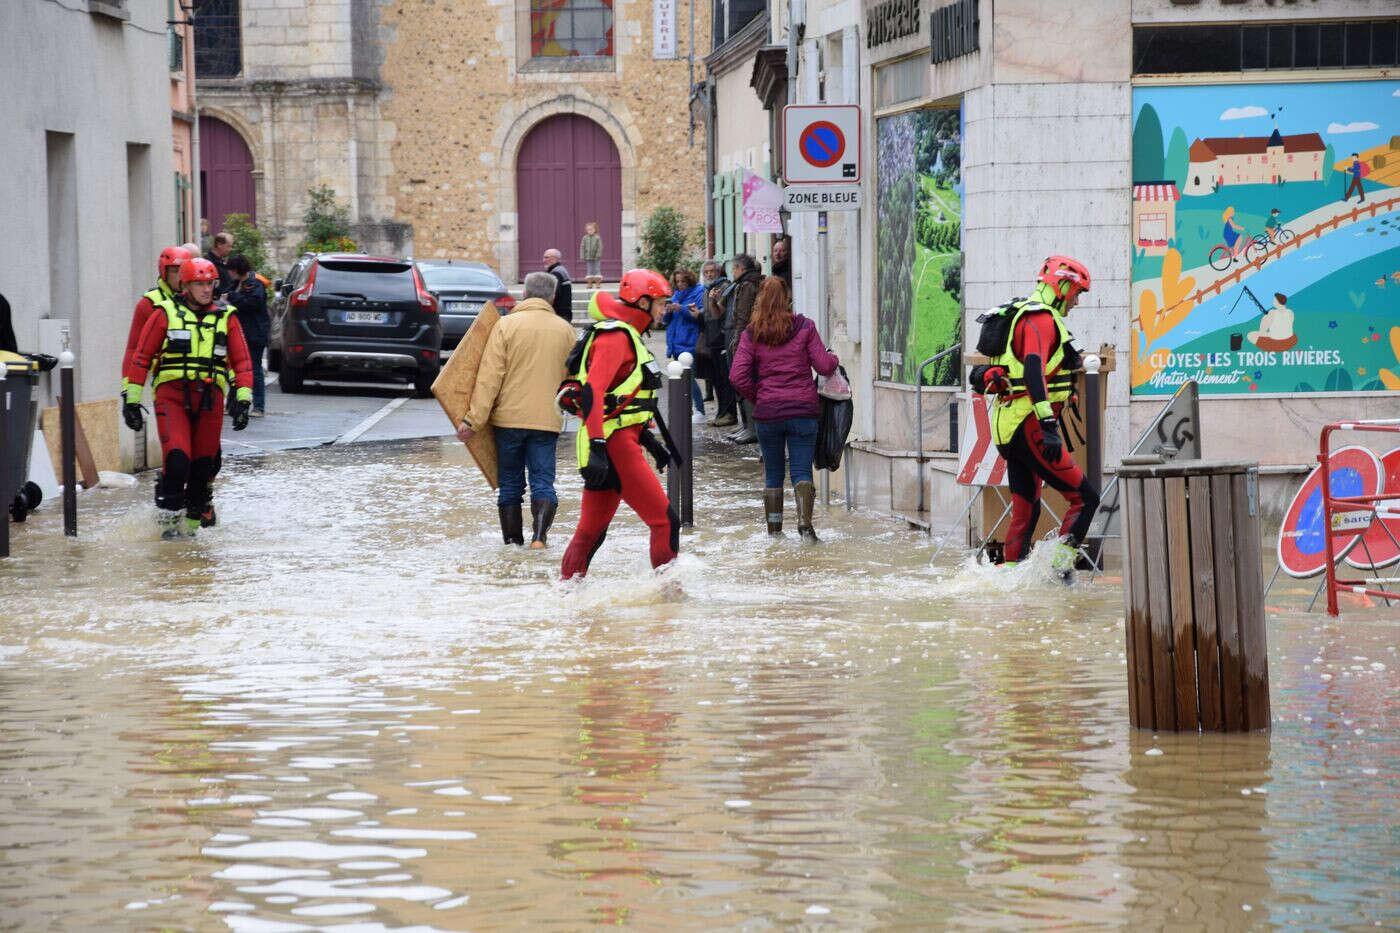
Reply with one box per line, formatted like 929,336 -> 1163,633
1166,126 -> 1190,189
1133,104 -> 1165,182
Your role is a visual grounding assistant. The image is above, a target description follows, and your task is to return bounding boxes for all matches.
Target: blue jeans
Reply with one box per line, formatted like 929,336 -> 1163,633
756,416 -> 819,488
495,428 -> 559,506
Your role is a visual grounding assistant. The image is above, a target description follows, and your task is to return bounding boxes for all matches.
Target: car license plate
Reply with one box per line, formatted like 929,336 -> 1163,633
342,310 -> 389,324
445,301 -> 479,314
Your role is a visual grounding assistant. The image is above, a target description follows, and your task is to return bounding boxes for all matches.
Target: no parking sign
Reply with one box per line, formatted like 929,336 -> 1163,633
783,105 -> 862,185
1276,445 -> 1382,578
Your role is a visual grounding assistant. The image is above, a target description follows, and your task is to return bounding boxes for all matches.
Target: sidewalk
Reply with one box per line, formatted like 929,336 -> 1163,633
221,371 -> 455,457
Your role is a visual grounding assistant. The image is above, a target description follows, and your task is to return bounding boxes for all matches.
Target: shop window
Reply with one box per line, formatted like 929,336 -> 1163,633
1138,213 -> 1167,246
193,0 -> 240,79
529,0 -> 613,59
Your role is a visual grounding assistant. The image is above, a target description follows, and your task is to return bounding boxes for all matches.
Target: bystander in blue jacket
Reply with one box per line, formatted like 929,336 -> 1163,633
662,268 -> 707,417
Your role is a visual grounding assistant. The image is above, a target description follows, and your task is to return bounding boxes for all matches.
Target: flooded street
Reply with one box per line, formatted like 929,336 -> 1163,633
1,438 -> 1396,930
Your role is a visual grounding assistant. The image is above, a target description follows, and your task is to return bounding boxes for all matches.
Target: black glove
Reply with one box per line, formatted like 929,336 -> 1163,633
580,437 -> 611,487
231,399 -> 251,431
122,402 -> 144,432
1038,417 -> 1063,463
640,430 -> 671,472
26,353 -> 59,373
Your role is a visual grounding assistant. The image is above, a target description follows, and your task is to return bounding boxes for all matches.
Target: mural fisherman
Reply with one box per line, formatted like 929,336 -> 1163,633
971,256 -> 1101,579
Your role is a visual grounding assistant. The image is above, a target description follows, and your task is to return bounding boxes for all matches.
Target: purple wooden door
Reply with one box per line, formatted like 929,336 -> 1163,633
516,114 -> 622,282
199,115 -> 256,233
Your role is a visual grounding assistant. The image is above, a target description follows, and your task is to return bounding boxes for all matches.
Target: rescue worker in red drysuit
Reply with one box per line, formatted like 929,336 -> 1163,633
121,245 -> 190,387
122,258 -> 254,538
978,256 -> 1100,576
560,269 -> 680,579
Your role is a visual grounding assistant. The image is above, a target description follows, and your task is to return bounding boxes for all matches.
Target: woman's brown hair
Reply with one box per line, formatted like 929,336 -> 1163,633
747,276 -> 794,346
672,267 -> 698,289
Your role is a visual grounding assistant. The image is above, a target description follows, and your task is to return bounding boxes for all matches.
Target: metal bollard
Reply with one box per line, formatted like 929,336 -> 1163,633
60,351 -> 77,537
0,365 -> 9,558
1082,354 -> 1103,567
665,358 -> 694,526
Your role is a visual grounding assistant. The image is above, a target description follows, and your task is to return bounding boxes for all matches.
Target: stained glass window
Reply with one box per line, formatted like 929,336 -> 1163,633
530,0 -> 613,58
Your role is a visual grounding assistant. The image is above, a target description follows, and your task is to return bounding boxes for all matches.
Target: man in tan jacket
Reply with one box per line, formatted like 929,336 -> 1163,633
457,271 -> 578,547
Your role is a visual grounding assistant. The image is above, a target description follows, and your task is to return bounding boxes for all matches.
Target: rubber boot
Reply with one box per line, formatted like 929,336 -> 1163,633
157,508 -> 185,540
530,499 -> 557,549
763,488 -> 784,535
794,481 -> 819,543
1050,536 -> 1078,584
498,503 -> 524,546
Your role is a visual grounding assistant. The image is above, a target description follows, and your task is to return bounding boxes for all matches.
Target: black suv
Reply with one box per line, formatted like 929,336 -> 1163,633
267,253 -> 442,397
416,259 -> 515,353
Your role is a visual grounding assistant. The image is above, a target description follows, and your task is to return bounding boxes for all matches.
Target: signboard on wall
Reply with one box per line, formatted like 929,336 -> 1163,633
653,0 -> 676,59
1129,79 -> 1400,397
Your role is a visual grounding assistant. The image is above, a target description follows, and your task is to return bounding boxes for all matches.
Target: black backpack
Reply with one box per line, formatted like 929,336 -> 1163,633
973,298 -> 1026,358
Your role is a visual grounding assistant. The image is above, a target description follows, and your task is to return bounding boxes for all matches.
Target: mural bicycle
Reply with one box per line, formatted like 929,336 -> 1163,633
1130,80 -> 1400,396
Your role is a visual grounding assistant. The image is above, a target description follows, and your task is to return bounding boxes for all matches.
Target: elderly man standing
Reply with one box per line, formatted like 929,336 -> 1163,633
457,272 -> 578,548
543,248 -> 574,323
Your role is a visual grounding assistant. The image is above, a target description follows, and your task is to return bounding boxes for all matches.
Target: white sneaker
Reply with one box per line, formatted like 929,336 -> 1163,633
691,412 -> 707,424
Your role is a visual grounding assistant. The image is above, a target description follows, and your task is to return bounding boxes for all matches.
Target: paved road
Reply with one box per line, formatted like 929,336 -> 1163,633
220,371 -> 457,458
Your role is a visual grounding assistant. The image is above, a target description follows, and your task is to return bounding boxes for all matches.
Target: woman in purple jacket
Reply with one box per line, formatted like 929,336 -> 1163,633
730,277 -> 839,541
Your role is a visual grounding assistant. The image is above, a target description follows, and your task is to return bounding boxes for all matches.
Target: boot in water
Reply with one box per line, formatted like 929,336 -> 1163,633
1049,536 -> 1078,583
794,481 -> 819,543
157,509 -> 185,540
530,499 -> 557,549
763,488 -> 784,535
498,503 -> 524,546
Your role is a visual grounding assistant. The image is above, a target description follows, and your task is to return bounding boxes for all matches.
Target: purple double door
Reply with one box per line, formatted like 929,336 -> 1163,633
516,114 -> 622,282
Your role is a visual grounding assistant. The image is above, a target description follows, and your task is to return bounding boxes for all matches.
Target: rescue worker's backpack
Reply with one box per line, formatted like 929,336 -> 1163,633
973,298 -> 1024,358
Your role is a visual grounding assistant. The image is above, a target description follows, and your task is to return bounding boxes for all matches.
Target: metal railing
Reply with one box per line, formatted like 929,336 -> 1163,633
914,345 -> 960,515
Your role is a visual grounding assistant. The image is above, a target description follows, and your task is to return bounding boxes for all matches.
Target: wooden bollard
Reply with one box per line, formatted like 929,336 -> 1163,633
1119,458 -> 1270,732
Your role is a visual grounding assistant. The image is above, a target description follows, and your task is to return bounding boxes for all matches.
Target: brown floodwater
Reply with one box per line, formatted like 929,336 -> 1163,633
0,437 -> 1396,930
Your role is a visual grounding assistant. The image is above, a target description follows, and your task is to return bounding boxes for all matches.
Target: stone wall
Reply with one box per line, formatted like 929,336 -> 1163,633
200,0 -> 406,272
379,0 -> 710,280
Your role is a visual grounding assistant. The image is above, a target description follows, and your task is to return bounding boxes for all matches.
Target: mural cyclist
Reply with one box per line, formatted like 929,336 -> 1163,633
971,256 -> 1101,580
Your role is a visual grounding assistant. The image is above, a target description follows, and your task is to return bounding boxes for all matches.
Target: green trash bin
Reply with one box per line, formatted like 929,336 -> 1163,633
1,353 -> 43,522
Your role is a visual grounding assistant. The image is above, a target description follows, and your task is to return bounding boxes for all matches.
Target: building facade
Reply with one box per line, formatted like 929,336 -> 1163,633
170,0 -> 198,246
194,0 -> 410,268
823,0 -> 1400,525
0,0 -> 177,404
379,0 -> 710,281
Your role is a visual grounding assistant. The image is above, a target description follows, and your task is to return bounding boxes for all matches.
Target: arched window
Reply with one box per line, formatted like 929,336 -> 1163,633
194,0 -> 242,79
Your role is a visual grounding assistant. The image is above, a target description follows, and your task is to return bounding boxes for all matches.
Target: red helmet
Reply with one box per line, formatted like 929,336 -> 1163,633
180,257 -> 220,284
158,246 -> 192,276
617,268 -> 672,305
1037,255 -> 1091,302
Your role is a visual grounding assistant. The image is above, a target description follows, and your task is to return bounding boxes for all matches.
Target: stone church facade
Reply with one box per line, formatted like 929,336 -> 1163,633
196,0 -> 708,280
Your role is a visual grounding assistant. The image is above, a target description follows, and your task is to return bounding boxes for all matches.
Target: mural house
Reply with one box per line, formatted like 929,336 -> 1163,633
1183,130 -> 1327,195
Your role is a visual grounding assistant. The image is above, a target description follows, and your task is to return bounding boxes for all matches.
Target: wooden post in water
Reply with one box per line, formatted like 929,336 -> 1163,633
1118,458 -> 1269,732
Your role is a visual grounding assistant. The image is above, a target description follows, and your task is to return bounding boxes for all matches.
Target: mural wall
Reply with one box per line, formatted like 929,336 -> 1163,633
875,107 -> 962,385
1130,80 -> 1400,396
